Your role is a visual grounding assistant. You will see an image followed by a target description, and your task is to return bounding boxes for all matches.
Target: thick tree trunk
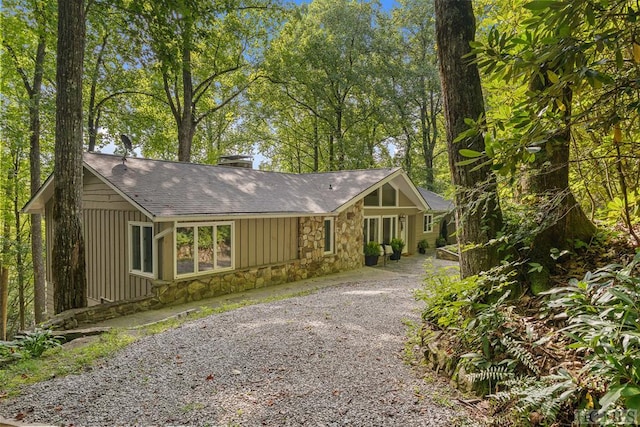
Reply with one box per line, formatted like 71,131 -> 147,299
435,0 -> 503,278
31,34 -> 46,323
524,68 -> 596,292
52,0 -> 87,313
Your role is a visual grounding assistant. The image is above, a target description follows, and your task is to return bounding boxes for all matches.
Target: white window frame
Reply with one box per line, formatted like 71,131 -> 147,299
323,217 -> 334,255
423,214 -> 433,233
174,221 -> 235,279
364,216 -> 380,243
381,215 -> 398,244
364,183 -> 398,207
380,183 -> 398,207
128,221 -> 155,279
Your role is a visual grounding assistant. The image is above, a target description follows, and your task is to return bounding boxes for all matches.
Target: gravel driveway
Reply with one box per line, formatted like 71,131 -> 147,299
1,257 -> 471,426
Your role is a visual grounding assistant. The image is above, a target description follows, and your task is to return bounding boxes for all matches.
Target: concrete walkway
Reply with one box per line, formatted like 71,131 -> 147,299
90,253 -> 445,330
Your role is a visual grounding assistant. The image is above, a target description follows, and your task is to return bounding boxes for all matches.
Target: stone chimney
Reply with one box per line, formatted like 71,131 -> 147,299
217,155 -> 253,169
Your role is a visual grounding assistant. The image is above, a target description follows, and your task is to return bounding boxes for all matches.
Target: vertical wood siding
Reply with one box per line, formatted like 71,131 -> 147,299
234,217 -> 298,269
82,170 -> 152,302
84,209 -> 153,303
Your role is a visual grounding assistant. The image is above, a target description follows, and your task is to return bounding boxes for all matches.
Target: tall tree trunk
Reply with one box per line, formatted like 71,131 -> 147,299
435,0 -> 503,278
524,68 -> 596,291
52,0 -> 87,313
313,115 -> 319,172
335,107 -> 344,170
13,168 -> 25,331
87,33 -> 108,152
1,168 -> 11,340
177,35 -> 195,162
31,33 -> 46,323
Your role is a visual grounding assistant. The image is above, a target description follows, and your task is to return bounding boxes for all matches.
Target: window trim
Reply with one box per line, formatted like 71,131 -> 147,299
364,216 -> 380,244
323,217 -> 334,255
423,213 -> 434,233
381,183 -> 398,207
174,221 -> 235,279
381,215 -> 398,244
128,221 -> 156,279
364,183 -> 399,207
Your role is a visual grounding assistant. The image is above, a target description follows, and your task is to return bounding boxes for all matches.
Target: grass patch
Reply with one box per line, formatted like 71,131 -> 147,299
0,329 -> 136,398
0,288 -> 318,398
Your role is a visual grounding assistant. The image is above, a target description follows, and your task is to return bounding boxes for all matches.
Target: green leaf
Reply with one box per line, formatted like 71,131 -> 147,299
599,385 -> 625,411
523,0 -> 555,10
585,3 -> 595,25
456,158 -> 481,167
546,69 -> 559,84
459,149 -> 483,158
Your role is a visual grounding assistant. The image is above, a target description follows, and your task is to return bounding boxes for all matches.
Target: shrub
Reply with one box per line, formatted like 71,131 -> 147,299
544,252 -> 640,412
390,238 -> 405,253
14,328 -> 64,358
364,241 -> 381,256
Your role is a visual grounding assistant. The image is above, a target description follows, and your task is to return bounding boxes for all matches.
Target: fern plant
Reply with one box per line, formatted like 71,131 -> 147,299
544,252 -> 640,412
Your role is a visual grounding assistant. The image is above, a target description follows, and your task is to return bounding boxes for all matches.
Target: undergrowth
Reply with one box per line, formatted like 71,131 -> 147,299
416,244 -> 640,426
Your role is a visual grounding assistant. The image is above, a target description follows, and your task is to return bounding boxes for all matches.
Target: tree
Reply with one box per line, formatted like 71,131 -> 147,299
2,0 -> 53,323
385,0 -> 442,189
434,0 -> 503,277
261,0 -> 381,171
124,0 -> 274,162
52,0 -> 87,313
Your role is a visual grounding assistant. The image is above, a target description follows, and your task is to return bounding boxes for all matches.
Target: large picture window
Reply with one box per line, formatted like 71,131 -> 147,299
129,222 -> 154,277
176,222 -> 234,277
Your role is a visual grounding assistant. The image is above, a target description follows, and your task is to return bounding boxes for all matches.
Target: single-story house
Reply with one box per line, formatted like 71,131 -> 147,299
23,152 -> 449,320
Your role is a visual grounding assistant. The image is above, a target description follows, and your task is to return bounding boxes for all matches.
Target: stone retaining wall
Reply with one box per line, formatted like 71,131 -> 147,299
45,202 -> 365,330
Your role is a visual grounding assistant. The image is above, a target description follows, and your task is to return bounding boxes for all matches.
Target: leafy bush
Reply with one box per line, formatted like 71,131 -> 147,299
390,238 -> 405,253
14,328 -> 64,358
364,241 -> 381,256
545,252 -> 640,412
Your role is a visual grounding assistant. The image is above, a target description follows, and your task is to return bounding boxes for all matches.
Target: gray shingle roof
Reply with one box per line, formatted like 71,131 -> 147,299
85,152 -> 400,218
418,187 -> 453,212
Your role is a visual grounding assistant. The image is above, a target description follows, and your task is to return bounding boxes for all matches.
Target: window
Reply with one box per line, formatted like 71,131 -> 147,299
363,217 -> 379,243
176,222 -> 234,277
129,222 -> 154,277
381,183 -> 397,206
382,215 -> 397,244
324,218 -> 334,254
364,189 -> 379,206
364,184 -> 397,207
423,214 -> 433,233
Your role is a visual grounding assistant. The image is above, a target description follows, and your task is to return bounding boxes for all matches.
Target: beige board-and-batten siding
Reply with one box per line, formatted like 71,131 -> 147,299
83,172 -> 153,304
234,217 -> 298,270
45,172 -> 154,314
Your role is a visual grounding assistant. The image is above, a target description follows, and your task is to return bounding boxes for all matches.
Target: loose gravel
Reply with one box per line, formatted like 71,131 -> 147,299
1,260 -> 472,426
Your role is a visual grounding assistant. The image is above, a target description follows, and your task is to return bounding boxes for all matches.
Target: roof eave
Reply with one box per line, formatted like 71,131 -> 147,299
83,162 -> 155,220
21,173 -> 54,214
334,167 -> 404,214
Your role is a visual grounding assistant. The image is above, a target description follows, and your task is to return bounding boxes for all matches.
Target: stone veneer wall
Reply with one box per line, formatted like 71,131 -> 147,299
45,201 -> 365,330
